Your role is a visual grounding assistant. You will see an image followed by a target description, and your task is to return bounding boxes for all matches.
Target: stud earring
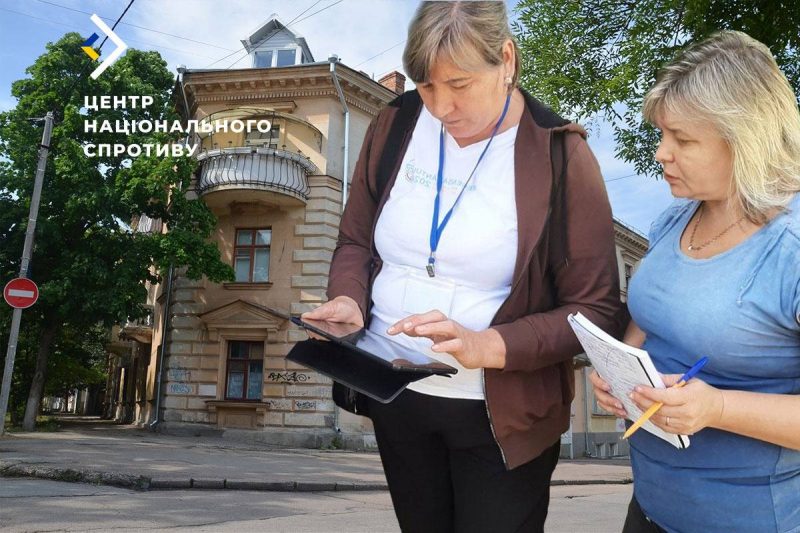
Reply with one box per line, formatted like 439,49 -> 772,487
504,75 -> 513,85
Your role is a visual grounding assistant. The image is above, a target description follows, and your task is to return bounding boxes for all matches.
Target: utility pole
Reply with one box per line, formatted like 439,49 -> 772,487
0,111 -> 54,435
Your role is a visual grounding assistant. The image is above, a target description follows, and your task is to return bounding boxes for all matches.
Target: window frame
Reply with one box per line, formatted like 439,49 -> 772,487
276,49 -> 296,67
253,50 -> 273,68
224,340 -> 264,401
244,121 -> 281,148
233,228 -> 272,283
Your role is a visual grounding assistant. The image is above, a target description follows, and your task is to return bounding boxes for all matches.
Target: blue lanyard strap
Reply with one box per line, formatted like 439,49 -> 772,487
427,92 -> 512,277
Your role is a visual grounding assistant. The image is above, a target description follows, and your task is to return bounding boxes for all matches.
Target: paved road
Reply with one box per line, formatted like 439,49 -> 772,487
0,478 -> 631,532
0,417 -> 633,531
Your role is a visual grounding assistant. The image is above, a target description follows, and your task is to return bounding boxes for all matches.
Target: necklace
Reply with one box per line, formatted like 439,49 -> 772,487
687,202 -> 745,252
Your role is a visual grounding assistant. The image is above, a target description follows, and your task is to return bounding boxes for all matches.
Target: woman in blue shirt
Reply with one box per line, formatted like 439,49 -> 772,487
591,31 -> 800,532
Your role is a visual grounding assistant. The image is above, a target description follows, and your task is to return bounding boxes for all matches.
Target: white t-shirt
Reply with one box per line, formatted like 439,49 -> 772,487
369,106 -> 518,399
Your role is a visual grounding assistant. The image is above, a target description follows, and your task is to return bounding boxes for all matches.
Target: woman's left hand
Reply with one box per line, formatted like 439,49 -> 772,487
386,310 -> 506,369
630,374 -> 725,435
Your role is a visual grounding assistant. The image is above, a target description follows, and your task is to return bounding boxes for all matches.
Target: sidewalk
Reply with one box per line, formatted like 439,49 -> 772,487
0,417 -> 632,491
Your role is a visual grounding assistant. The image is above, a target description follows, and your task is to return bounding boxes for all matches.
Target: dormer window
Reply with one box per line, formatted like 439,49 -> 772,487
276,49 -> 296,67
243,16 -> 314,70
254,51 -> 272,68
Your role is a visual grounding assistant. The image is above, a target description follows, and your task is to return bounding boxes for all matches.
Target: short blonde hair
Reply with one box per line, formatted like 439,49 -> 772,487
643,30 -> 800,223
403,1 -> 520,90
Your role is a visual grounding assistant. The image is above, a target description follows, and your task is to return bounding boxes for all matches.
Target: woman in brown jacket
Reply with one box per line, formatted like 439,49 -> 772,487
303,2 -> 621,531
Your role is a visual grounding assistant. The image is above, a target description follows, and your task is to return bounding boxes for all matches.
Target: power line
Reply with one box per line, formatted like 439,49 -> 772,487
292,0 -> 344,25
0,5 -> 216,60
207,48 -> 246,69
58,0 -> 137,113
225,51 -> 252,69
208,0 -> 323,69
95,0 -> 136,50
209,0 -> 346,70
354,39 -> 406,68
604,172 -> 639,183
34,0 -> 236,51
290,0 -> 326,22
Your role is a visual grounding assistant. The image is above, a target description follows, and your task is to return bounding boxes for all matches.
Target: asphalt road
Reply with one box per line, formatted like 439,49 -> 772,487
0,478 -> 632,532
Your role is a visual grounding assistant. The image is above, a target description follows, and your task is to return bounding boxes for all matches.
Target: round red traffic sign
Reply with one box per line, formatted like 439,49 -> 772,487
3,278 -> 39,309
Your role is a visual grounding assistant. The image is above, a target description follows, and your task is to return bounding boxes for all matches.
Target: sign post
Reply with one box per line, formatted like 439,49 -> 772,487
0,112 -> 53,435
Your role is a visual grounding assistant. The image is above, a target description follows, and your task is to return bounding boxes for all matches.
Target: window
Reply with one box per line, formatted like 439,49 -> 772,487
624,263 -> 633,287
254,50 -> 273,68
245,123 -> 280,148
234,229 -> 271,282
276,49 -> 295,67
225,341 -> 264,400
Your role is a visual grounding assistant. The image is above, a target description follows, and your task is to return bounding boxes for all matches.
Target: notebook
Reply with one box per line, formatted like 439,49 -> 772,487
568,312 -> 689,449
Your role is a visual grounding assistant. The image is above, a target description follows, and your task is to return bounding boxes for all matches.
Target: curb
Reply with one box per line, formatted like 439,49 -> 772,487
0,462 -> 150,491
0,462 -> 631,491
0,461 -> 389,492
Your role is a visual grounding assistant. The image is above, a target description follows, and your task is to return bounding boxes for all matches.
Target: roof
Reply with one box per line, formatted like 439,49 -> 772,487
240,15 -> 314,62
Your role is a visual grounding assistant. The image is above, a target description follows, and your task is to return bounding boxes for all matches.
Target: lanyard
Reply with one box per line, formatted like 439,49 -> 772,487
426,92 -> 512,277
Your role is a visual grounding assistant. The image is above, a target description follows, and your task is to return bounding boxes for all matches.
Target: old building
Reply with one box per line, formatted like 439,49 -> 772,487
105,15 -> 399,447
565,218 -> 648,458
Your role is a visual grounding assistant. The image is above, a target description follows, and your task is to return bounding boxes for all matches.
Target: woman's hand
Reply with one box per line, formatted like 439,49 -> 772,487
300,296 -> 364,340
589,370 -> 628,418
630,374 -> 725,435
387,310 -> 506,369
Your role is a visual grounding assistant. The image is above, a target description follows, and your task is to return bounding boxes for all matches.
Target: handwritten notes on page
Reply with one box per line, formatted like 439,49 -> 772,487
568,313 -> 689,449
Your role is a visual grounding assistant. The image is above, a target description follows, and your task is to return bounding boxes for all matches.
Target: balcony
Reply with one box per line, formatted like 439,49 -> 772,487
119,307 -> 154,344
196,146 -> 317,207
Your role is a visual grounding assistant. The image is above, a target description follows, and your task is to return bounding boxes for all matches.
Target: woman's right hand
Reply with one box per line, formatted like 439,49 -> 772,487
589,370 -> 628,418
301,296 -> 364,327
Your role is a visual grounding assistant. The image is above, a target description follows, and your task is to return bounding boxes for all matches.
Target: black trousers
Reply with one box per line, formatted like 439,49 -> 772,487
622,496 -> 667,533
368,389 -> 560,533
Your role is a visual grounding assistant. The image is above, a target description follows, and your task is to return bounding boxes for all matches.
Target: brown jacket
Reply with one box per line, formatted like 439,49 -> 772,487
327,90 -> 622,469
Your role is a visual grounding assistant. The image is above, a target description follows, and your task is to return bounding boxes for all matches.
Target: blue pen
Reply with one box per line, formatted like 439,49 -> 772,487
623,356 -> 709,439
676,356 -> 710,384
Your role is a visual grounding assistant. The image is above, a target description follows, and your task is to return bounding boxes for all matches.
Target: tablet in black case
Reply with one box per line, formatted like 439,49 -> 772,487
286,317 -> 457,403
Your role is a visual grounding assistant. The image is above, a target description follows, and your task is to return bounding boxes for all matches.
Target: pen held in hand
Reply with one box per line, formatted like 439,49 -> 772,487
622,356 -> 709,440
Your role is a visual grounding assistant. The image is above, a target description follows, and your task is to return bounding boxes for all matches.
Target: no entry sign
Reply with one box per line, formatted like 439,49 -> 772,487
3,278 -> 39,309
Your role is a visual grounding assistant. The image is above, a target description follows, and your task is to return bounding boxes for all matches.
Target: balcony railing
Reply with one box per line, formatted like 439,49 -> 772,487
196,147 -> 316,202
119,307 -> 154,344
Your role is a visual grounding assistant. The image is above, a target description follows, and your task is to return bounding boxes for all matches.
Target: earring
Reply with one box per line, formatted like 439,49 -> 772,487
504,75 -> 513,85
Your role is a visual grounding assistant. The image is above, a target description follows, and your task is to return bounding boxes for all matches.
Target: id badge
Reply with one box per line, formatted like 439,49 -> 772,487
402,271 -> 456,316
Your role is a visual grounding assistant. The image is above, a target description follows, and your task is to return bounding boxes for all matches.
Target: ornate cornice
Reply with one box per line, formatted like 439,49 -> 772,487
189,88 -> 382,115
613,221 -> 648,256
182,63 -> 396,118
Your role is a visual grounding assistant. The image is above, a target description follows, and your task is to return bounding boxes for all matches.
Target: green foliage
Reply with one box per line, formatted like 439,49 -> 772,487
0,33 -> 233,326
44,324 -> 108,397
513,0 -> 800,177
3,415 -> 60,433
0,33 -> 234,413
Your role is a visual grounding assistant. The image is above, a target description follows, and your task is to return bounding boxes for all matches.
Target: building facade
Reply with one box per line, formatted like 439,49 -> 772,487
105,16 -> 648,455
566,219 -> 648,458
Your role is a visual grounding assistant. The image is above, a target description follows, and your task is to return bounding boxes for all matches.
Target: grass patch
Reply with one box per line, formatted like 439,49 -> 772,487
3,415 -> 61,433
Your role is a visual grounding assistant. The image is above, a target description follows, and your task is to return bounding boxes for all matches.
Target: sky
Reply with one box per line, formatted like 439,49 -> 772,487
0,0 -> 674,235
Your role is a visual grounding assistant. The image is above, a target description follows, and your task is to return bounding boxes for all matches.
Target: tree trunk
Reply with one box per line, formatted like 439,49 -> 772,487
21,323 -> 59,431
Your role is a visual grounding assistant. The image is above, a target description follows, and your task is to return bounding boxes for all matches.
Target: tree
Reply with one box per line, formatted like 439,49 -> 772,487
0,33 -> 234,430
43,324 -> 108,413
513,0 -> 800,177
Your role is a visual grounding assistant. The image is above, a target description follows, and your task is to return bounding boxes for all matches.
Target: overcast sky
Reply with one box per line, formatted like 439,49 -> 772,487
0,0 -> 673,235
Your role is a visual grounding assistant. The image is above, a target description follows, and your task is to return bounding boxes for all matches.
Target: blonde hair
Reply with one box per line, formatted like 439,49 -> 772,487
403,1 -> 520,90
643,30 -> 800,223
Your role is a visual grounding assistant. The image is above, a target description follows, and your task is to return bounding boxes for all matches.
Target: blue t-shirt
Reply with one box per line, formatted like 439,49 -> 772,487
627,194 -> 800,533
